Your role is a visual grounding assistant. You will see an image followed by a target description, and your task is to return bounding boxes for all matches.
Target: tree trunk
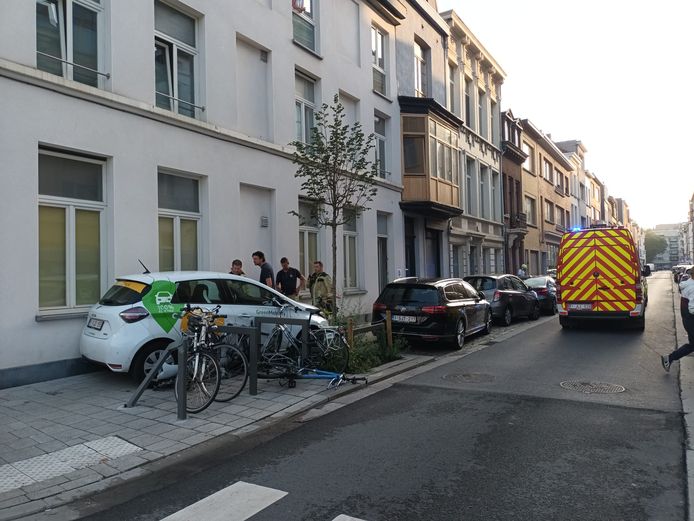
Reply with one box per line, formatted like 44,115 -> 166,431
331,222 -> 338,324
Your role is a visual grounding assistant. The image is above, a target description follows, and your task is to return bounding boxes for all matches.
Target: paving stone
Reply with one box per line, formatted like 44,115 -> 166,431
0,494 -> 27,510
20,475 -> 68,494
8,438 -> 39,451
85,437 -> 142,459
144,439 -> 179,453
0,488 -> 25,503
36,441 -> 68,453
180,433 -> 214,446
59,474 -> 102,492
157,443 -> 188,456
159,428 -> 199,442
25,484 -> 66,501
192,422 -> 225,434
11,454 -> 75,482
53,445 -> 102,468
107,454 -> 149,472
3,447 -> 45,463
88,463 -> 120,478
0,497 -> 47,520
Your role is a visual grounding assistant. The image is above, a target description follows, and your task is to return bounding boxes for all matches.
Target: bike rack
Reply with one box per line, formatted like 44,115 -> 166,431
124,325 -> 260,421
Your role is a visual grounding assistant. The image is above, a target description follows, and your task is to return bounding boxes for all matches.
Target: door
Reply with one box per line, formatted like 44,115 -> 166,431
557,232 -> 598,311
592,229 -> 637,311
425,228 -> 441,277
510,276 -> 535,314
405,217 -> 417,277
378,236 -> 389,291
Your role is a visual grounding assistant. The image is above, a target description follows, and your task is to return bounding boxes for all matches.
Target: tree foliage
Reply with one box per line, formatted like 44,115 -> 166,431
644,230 -> 667,262
290,94 -> 380,316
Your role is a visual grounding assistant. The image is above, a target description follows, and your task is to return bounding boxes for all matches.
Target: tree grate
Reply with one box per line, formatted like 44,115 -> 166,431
560,381 -> 625,394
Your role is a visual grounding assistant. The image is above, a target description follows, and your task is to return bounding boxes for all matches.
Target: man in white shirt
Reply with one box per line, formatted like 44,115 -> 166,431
662,270 -> 694,371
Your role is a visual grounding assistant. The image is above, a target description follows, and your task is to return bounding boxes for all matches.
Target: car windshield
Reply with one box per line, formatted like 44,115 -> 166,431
98,280 -> 150,306
378,285 -> 439,306
524,277 -> 547,287
464,277 -> 496,291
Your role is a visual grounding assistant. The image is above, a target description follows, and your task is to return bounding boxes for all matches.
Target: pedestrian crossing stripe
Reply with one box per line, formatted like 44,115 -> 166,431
160,480 -> 369,521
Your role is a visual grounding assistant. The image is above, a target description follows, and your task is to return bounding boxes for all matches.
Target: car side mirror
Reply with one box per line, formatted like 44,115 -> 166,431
477,291 -> 485,300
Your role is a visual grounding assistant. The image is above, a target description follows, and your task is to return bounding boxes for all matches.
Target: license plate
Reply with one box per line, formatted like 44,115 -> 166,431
87,318 -> 104,331
392,315 -> 416,323
568,303 -> 592,311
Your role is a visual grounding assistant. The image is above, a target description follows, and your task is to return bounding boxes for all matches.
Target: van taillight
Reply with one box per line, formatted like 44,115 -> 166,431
492,291 -> 501,302
119,306 -> 150,323
422,305 -> 447,314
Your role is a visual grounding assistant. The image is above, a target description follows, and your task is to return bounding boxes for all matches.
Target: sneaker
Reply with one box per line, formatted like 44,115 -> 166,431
661,355 -> 671,372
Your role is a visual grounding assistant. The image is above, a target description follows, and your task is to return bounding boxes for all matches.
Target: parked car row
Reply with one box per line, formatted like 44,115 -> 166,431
371,273 -> 549,348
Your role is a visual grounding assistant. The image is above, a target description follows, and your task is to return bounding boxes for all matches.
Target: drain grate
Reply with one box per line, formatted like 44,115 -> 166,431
442,373 -> 495,384
560,381 -> 625,394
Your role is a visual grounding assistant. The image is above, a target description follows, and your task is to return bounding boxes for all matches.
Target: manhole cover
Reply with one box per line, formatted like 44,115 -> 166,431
442,373 -> 495,384
560,381 -> 626,394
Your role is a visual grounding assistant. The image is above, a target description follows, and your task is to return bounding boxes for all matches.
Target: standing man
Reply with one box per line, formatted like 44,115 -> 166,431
276,257 -> 305,298
517,264 -> 528,279
662,269 -> 694,371
252,251 -> 274,288
307,260 -> 333,312
229,259 -> 245,276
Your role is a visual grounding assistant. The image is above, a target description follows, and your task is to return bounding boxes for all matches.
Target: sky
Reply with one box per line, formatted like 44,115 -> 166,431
437,0 -> 693,229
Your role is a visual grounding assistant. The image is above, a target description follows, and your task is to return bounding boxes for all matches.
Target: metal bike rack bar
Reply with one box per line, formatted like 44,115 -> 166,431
254,315 -> 310,360
215,325 -> 259,395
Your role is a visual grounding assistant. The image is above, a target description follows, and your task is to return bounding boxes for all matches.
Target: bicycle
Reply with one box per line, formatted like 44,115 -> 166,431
230,299 -> 363,390
174,305 -> 248,413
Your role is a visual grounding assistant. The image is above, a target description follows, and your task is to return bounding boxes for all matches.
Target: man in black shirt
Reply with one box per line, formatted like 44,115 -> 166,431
276,257 -> 305,298
252,250 -> 274,288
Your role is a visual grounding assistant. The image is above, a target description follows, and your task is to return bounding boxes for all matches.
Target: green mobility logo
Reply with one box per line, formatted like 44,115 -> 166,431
141,280 -> 183,332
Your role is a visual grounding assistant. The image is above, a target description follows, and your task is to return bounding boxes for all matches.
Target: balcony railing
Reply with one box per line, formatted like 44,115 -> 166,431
509,212 -> 528,230
555,185 -> 566,196
556,224 -> 567,233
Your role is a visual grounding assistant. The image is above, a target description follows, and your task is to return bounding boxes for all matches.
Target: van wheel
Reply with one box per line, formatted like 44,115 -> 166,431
633,316 -> 645,331
130,341 -> 171,383
559,316 -> 573,329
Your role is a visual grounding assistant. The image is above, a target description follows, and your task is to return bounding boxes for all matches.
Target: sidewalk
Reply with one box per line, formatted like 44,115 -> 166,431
0,355 -> 433,521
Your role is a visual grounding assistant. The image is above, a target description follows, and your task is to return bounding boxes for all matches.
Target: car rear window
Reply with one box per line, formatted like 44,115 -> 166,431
98,280 -> 150,306
465,277 -> 496,291
524,277 -> 545,287
378,285 -> 440,306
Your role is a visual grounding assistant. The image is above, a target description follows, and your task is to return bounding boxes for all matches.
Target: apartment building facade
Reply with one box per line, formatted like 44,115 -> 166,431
556,140 -> 588,229
501,110 -> 527,275
0,0 -> 406,385
519,119 -> 573,275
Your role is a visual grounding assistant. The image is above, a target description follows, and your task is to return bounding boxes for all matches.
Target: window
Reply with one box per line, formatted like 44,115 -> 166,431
544,200 -> 554,223
377,213 -> 389,291
543,159 -> 553,183
343,210 -> 359,289
464,76 -> 473,127
38,149 -> 105,309
371,26 -> 387,95
448,64 -> 456,113
555,169 -> 563,189
374,113 -> 388,178
524,196 -> 536,225
522,142 -> 534,173
478,89 -> 486,136
428,119 -> 458,183
293,0 -> 316,52
158,172 -> 200,271
154,0 -> 199,118
414,41 -> 427,97
491,171 -> 500,221
295,73 -> 316,143
298,202 -> 319,279
36,0 -> 104,87
466,158 -> 475,214
223,279 -> 275,306
402,116 -> 426,175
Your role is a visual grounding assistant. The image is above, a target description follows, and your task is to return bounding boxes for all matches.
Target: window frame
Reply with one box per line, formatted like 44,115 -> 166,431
414,41 -> 427,97
157,172 -> 201,272
154,1 -> 200,118
342,210 -> 360,290
38,149 -> 106,312
298,202 -> 320,283
374,112 -> 388,178
295,72 -> 317,144
371,25 -> 387,96
524,195 -> 537,226
36,0 -> 105,88
292,0 -> 318,53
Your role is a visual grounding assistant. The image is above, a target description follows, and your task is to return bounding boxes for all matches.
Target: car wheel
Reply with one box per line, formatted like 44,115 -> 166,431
453,320 -> 466,349
130,341 -> 171,383
501,307 -> 513,327
483,312 -> 493,335
530,303 -> 540,320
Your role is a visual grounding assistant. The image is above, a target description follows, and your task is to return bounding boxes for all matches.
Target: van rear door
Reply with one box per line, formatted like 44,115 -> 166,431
557,230 -> 598,311
592,229 -> 637,312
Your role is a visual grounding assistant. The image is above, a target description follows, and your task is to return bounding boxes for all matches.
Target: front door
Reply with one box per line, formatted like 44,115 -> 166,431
425,228 -> 441,277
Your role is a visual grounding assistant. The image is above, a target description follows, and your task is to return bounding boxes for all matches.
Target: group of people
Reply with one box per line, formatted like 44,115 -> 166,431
229,251 -> 335,313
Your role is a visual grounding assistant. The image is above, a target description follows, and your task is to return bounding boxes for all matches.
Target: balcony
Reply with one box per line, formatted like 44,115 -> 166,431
556,224 -> 567,233
555,185 -> 566,196
509,212 -> 528,231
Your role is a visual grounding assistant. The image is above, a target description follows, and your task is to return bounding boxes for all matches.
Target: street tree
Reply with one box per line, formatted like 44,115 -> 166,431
290,94 -> 379,316
644,230 -> 668,263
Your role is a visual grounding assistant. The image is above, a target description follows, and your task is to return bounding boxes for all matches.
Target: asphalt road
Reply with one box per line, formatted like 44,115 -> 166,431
76,272 -> 686,521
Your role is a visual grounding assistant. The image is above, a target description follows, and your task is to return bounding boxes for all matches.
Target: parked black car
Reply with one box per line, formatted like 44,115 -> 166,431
523,276 -> 557,315
463,274 -> 540,326
371,278 -> 492,349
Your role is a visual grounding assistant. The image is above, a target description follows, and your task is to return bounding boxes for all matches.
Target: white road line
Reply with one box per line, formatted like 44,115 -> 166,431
332,516 -> 368,521
160,481 -> 288,521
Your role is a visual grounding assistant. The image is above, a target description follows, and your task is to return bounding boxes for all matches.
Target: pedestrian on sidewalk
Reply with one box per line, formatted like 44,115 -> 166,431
252,251 -> 274,288
307,260 -> 334,313
517,264 -> 528,279
229,259 -> 245,276
662,269 -> 694,372
276,257 -> 305,298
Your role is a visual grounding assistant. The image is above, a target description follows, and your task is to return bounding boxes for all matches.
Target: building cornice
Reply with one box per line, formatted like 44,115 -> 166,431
520,118 -> 574,170
398,95 -> 464,129
404,0 -> 449,38
364,0 -> 405,25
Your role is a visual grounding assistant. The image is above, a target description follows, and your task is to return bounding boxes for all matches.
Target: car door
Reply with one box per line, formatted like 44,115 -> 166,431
510,276 -> 535,314
461,280 -> 485,329
444,283 -> 464,326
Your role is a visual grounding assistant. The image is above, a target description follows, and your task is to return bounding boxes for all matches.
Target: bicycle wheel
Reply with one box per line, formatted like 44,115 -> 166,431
215,344 -> 249,402
308,329 -> 350,373
174,352 -> 220,413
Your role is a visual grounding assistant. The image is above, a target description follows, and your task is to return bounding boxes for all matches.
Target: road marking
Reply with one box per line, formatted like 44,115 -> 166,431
333,516 -> 368,521
160,481 -> 287,521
